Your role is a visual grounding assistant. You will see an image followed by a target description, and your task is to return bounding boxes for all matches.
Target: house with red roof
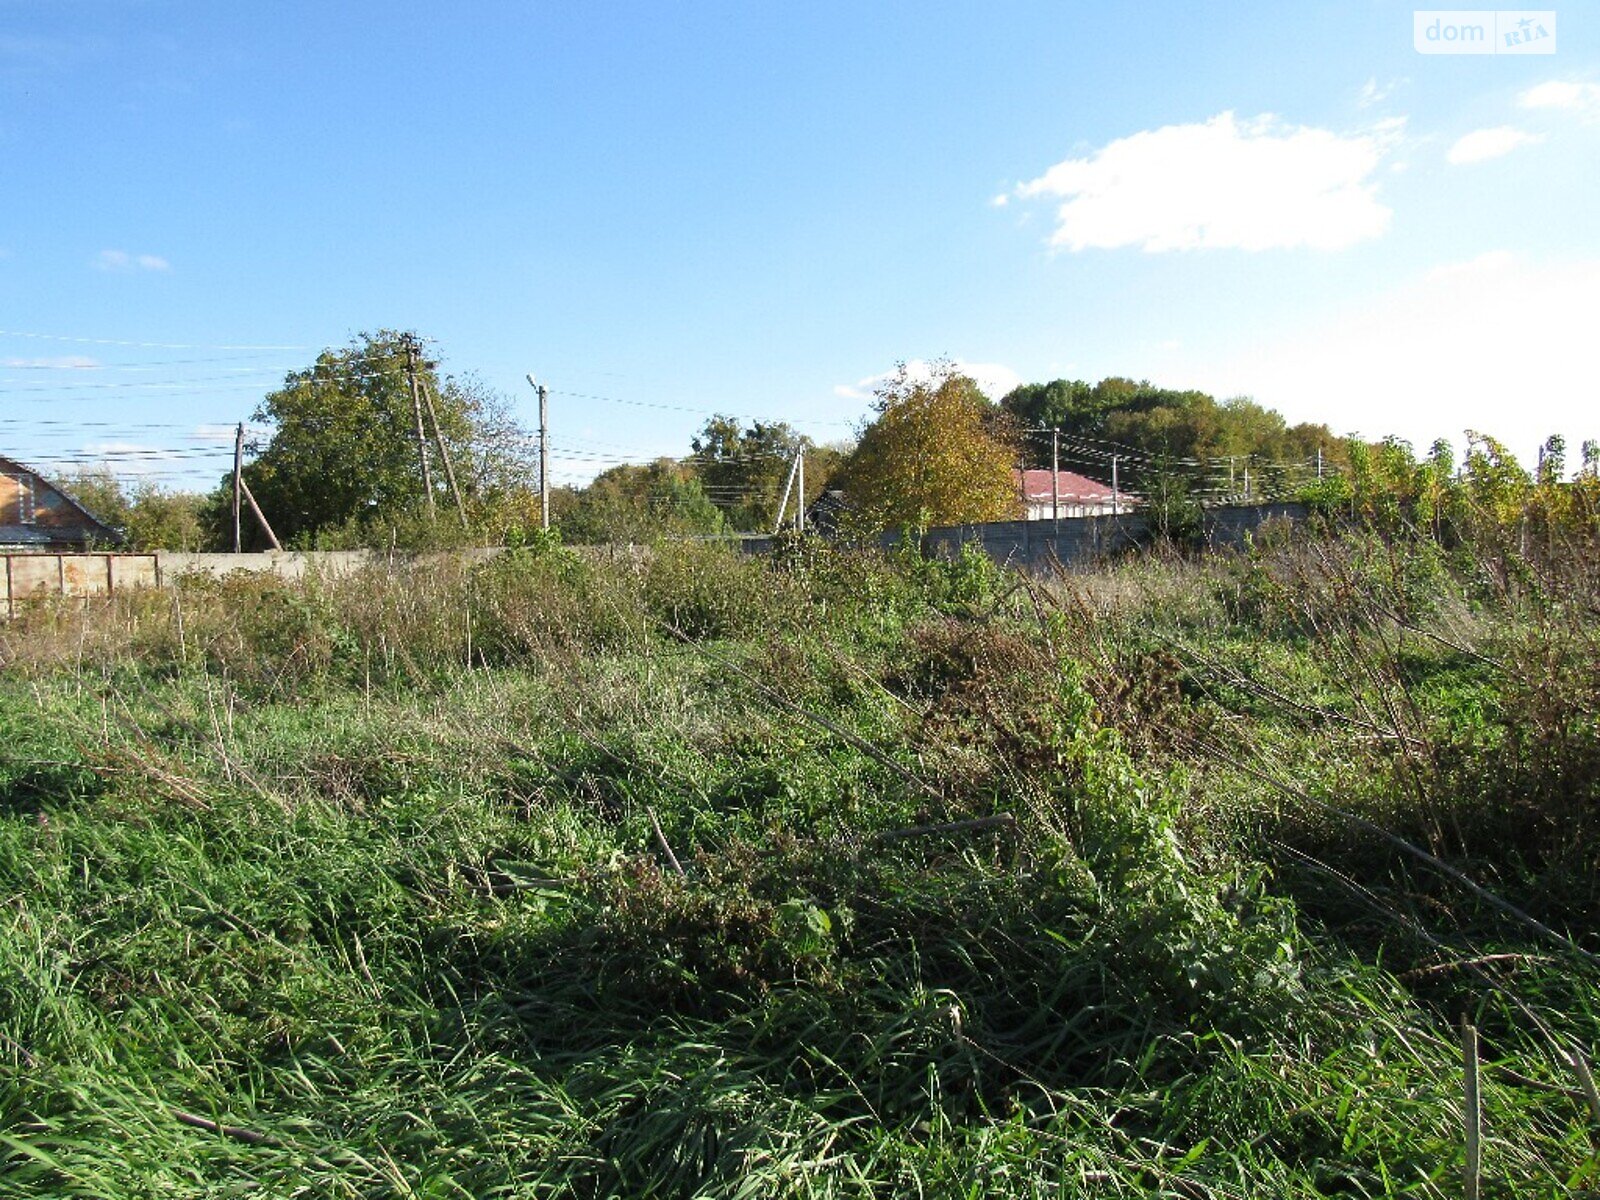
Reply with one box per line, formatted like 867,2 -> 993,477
1014,468 -> 1133,520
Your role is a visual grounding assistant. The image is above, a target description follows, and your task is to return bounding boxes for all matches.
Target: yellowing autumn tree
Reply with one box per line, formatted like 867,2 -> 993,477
838,362 -> 1020,530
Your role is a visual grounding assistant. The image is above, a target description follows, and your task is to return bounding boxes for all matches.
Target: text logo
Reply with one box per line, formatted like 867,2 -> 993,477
1414,10 -> 1556,54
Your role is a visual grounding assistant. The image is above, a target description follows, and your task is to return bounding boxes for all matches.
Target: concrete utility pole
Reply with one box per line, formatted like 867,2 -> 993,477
1051,429 -> 1060,528
232,423 -> 244,553
404,337 -> 436,520
1316,446 -> 1324,480
1111,455 -> 1120,514
527,375 -> 550,531
773,451 -> 801,533
796,446 -> 805,532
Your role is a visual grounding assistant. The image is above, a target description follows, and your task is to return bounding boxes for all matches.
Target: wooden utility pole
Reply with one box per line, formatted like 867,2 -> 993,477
239,477 -> 283,551
232,423 -> 244,553
420,378 -> 468,528
404,337 -> 436,520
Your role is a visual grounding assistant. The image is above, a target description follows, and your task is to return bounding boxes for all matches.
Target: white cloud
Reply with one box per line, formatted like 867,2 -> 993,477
1519,80 -> 1600,111
1010,112 -> 1398,252
1186,252 -> 1600,458
1446,126 -> 1544,164
94,249 -> 170,272
834,359 -> 1023,406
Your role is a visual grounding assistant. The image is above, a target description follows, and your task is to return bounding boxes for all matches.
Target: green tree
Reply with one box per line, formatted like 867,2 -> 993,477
558,459 -> 725,544
836,362 -> 1020,531
690,417 -> 809,531
1003,377 -> 1341,481
211,331 -> 530,548
60,468 -> 209,550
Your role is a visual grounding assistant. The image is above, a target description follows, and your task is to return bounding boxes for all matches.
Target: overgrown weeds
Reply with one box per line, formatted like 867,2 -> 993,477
1,532 -> 1597,1196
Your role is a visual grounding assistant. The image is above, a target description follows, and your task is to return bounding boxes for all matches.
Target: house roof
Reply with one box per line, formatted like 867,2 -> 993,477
1013,468 -> 1120,504
0,453 -> 124,543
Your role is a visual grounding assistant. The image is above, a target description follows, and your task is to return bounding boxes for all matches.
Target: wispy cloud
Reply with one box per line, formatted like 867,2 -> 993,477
2,355 -> 98,369
75,441 -> 187,478
834,359 -> 1022,406
94,249 -> 171,273
1356,77 -> 1405,108
1008,112 -> 1400,252
1519,80 -> 1600,112
1446,126 -> 1544,164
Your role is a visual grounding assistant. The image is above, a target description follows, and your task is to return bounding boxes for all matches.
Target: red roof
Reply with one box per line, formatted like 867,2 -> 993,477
1014,468 -> 1117,503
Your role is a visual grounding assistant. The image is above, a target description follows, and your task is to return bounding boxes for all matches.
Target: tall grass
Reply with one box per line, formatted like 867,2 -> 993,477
1,532 -> 1596,1196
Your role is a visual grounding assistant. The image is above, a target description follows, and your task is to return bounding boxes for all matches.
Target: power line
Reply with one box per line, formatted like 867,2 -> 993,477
0,329 -> 312,351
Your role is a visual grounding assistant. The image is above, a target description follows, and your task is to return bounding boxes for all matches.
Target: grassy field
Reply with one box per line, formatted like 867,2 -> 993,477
2,531 -> 1597,1197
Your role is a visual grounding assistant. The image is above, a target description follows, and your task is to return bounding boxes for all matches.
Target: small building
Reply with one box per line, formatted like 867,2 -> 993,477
1015,468 -> 1133,520
1,455 -> 122,550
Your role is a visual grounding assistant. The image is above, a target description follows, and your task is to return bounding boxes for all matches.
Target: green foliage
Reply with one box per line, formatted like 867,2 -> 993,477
558,458 -> 726,544
210,330 -> 532,550
59,468 -> 210,550
1141,457 -> 1205,543
690,416 -> 820,532
1002,375 -> 1340,469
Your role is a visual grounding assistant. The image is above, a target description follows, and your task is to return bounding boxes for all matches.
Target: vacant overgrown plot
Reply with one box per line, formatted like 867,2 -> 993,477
1,531 -> 1597,1197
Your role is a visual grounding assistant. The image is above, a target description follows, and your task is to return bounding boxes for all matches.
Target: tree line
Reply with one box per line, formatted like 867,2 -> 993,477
58,330 -> 1595,551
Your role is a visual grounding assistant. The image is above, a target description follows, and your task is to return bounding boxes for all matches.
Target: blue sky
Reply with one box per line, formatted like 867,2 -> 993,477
3,1 -> 1597,489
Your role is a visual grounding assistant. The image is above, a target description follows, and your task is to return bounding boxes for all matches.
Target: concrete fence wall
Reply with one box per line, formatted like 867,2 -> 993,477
3,503 -> 1308,612
910,502 -> 1308,572
742,502 -> 1308,572
1,549 -> 388,614
0,545 -> 647,614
